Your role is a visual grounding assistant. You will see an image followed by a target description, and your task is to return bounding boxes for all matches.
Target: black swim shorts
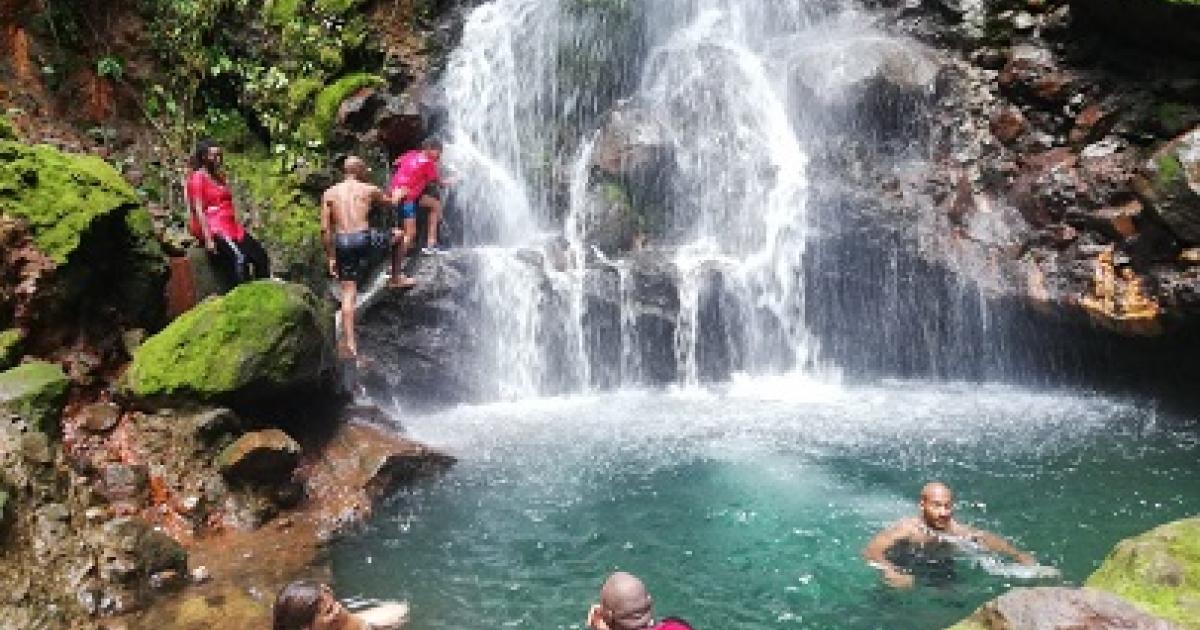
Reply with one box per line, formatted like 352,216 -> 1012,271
335,230 -> 389,282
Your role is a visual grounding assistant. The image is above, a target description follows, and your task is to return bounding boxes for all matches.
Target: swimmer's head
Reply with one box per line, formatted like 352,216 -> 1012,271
343,155 -> 368,178
919,482 -> 954,531
598,571 -> 654,630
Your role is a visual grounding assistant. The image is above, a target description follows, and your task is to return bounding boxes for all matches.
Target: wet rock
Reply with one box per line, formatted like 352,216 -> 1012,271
95,462 -> 149,504
0,361 -> 69,435
944,587 -> 1180,629
1086,517 -> 1200,628
990,106 -> 1028,145
79,402 -> 121,434
1069,103 -> 1118,147
217,429 -> 301,485
121,281 -> 335,407
999,44 -> 1075,105
1134,127 -> 1200,244
1012,148 -> 1082,226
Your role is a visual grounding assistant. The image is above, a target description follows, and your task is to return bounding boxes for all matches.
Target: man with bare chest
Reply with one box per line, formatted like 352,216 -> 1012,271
862,482 -> 1037,588
321,156 -> 394,360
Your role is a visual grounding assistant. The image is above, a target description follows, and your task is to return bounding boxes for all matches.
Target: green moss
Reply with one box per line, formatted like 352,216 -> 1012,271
121,281 -> 332,404
942,620 -> 988,630
266,0 -> 302,24
0,361 -> 69,435
287,77 -> 323,115
0,141 -> 140,263
0,329 -> 22,370
0,116 -> 15,141
1155,152 -> 1184,188
1085,517 -> 1200,628
312,73 -> 384,136
314,0 -> 365,14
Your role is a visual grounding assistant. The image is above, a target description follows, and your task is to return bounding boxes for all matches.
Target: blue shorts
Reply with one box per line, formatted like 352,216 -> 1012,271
397,201 -> 418,221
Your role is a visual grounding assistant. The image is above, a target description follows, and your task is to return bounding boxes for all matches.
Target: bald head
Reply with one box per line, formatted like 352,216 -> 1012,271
919,482 -> 954,531
597,572 -> 653,630
343,155 -> 367,179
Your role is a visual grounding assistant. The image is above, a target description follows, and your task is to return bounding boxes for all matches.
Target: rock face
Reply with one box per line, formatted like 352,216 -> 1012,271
0,361 -> 69,434
1136,129 -> 1200,245
121,281 -> 335,407
946,587 -> 1180,630
1086,517 -> 1200,628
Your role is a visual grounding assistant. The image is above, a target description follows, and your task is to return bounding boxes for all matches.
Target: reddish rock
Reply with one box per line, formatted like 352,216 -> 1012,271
79,402 -> 121,434
96,462 -> 150,504
955,587 -> 1179,629
990,106 -> 1028,145
999,45 -> 1074,104
217,429 -> 301,485
1012,148 -> 1081,226
1069,103 -> 1116,146
1093,200 -> 1143,239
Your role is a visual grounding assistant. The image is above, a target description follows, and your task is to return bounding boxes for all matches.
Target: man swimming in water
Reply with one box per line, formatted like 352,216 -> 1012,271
321,156 -> 394,360
862,481 -> 1036,588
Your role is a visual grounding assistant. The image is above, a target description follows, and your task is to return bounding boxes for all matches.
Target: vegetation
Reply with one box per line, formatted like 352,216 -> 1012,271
0,361 -> 69,435
1086,517 -> 1200,628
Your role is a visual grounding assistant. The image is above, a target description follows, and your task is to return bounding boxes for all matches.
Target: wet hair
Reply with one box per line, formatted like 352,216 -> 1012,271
272,580 -> 322,630
191,138 -> 220,171
421,137 -> 443,151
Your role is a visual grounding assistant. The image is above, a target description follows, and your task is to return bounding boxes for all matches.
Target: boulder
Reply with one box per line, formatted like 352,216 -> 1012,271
121,281 -> 335,407
999,44 -> 1075,105
0,140 -> 167,332
0,361 -> 69,435
78,402 -> 121,434
217,429 -> 301,485
1086,517 -> 1200,628
1135,128 -> 1200,244
945,587 -> 1180,629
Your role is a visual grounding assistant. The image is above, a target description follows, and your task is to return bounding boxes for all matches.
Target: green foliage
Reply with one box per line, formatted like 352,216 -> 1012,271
96,55 -> 125,80
121,280 -> 332,404
1155,152 -> 1184,187
223,150 -> 323,286
0,140 -> 141,263
1085,517 -> 1200,628
0,329 -> 23,370
313,73 -> 385,136
0,116 -> 14,141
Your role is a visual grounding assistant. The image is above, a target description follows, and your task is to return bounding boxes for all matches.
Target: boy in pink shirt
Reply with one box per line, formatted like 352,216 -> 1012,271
388,137 -> 450,288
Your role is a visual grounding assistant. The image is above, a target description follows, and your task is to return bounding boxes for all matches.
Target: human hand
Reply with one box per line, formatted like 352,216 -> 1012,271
587,604 -> 609,630
204,238 -> 216,253
883,568 -> 915,589
327,258 -> 338,278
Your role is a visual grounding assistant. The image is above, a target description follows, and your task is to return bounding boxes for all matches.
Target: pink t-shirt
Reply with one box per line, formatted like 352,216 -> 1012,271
389,150 -> 440,202
185,170 -> 245,241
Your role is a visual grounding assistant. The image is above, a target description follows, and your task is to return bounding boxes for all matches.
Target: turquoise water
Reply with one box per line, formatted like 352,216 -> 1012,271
332,378 -> 1200,629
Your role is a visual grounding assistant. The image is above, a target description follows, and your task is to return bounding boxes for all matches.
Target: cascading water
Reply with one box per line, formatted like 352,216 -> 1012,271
436,0 -> 835,398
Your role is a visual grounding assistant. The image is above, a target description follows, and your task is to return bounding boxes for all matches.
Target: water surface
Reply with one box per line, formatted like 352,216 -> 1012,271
333,379 -> 1199,629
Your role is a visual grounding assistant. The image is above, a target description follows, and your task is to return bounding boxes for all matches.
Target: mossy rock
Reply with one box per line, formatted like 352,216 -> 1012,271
121,281 -> 334,406
0,361 -> 69,435
313,73 -> 385,137
0,140 -> 140,263
0,116 -> 15,141
0,329 -> 22,370
1086,517 -> 1200,628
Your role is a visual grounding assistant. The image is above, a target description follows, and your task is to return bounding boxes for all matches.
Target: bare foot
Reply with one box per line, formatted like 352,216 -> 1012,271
388,274 -> 417,289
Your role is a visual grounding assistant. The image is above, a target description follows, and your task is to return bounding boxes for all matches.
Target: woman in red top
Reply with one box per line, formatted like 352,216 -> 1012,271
186,139 -> 271,286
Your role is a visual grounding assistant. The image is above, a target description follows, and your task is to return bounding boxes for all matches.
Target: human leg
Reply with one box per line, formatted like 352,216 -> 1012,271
339,279 -> 358,358
420,194 -> 442,250
239,232 -> 272,279
210,235 -> 245,286
389,201 -> 418,288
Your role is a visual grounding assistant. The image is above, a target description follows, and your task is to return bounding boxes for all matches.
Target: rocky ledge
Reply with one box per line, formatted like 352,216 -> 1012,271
946,516 -> 1200,630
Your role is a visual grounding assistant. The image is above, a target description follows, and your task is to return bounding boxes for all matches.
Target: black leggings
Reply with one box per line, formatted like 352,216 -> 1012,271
211,233 -> 271,285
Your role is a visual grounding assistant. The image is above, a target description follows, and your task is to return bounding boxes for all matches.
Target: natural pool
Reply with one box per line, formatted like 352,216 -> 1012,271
332,378 -> 1200,629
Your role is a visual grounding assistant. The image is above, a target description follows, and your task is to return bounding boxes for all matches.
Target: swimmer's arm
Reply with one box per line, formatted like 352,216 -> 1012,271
320,191 -> 336,276
967,527 -> 1035,565
862,523 -> 914,586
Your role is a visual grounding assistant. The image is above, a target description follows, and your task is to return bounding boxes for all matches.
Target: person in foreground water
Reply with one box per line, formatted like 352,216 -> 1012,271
321,155 -> 395,360
862,481 -> 1038,588
273,580 -> 408,630
586,571 -> 695,630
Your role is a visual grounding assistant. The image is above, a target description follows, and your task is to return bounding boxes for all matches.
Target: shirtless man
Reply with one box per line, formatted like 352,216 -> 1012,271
862,482 -> 1036,588
321,156 -> 392,360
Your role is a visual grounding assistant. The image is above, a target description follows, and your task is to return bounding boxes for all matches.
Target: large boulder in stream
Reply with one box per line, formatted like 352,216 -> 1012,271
945,587 -> 1180,630
121,281 -> 335,407
1086,517 -> 1200,628
0,140 -> 167,335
